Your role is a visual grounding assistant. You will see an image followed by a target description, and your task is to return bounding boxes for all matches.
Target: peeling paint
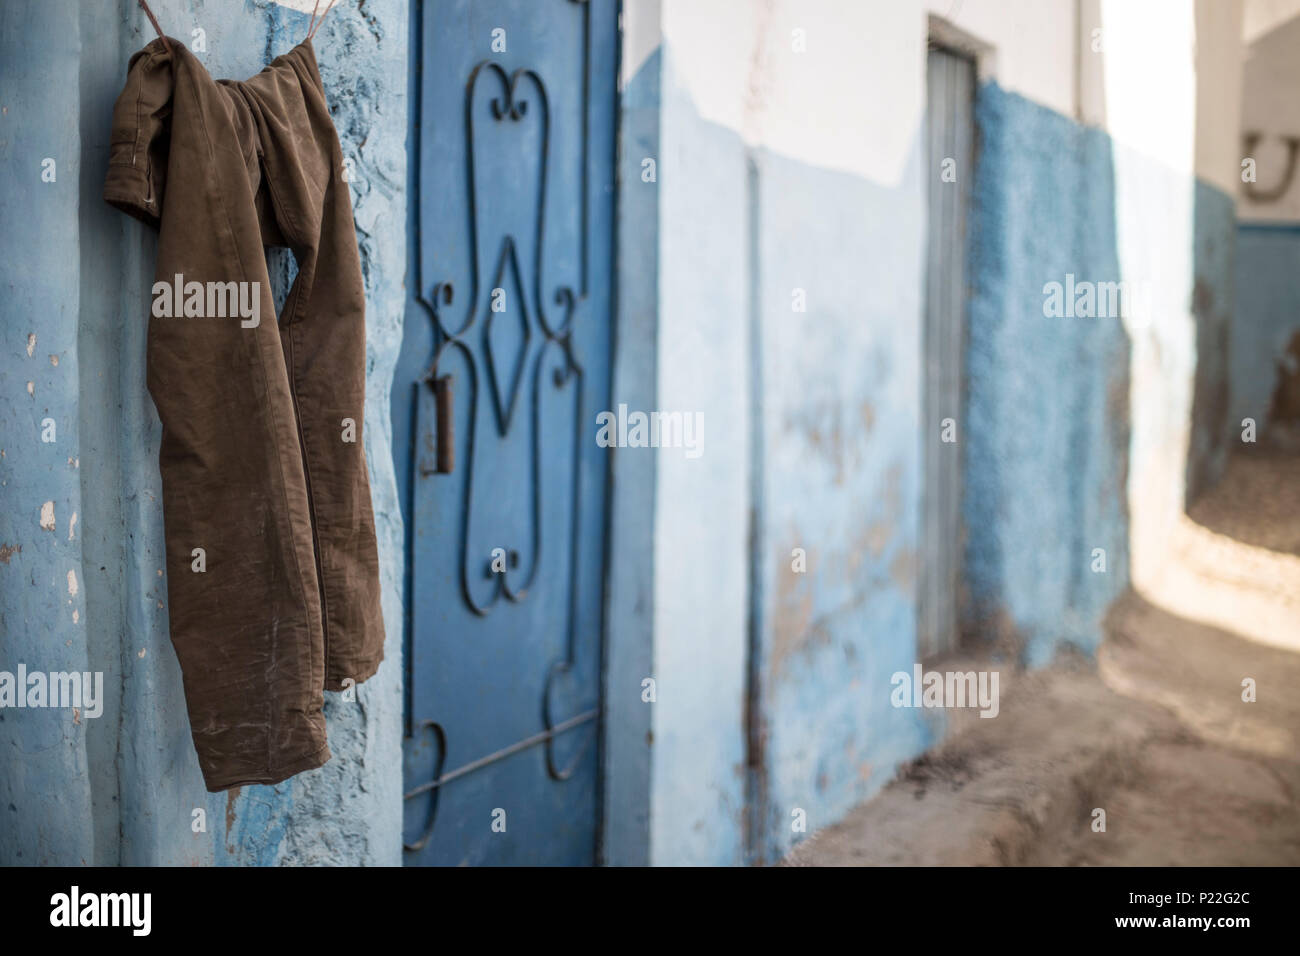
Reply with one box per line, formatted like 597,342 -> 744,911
225,787 -> 241,840
859,400 -> 875,433
2,2 -> 94,865
770,563 -> 815,677
3,0 -> 405,868
889,547 -> 917,591
67,569 -> 78,597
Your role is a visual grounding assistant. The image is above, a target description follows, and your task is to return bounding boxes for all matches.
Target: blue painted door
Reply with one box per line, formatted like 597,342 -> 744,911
393,0 -> 617,866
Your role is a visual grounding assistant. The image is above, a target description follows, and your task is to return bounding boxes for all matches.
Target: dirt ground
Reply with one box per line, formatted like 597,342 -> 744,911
785,450 -> 1300,866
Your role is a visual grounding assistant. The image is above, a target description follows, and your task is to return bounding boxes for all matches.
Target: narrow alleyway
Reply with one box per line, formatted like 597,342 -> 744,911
786,449 -> 1300,866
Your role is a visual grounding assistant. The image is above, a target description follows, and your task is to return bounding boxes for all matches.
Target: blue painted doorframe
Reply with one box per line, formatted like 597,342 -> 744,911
393,0 -> 618,866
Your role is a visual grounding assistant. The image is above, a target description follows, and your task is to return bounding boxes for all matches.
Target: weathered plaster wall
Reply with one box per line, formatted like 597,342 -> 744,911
648,34 -> 752,866
1232,225 -> 1300,433
963,84 -> 1131,667
1232,14 -> 1300,439
645,0 -> 934,865
961,0 -> 1244,661
1097,0 -> 1243,585
1186,0 -> 1244,499
600,0 -> 661,866
5,0 -> 1252,869
640,0 -> 1237,866
0,0 -> 96,866
754,141 -> 931,863
1187,180 -> 1237,501
746,2 -> 931,865
0,0 -> 405,865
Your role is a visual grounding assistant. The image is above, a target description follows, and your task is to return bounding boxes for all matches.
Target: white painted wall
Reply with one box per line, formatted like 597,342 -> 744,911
1102,0 -> 1197,591
634,0 -> 1249,865
925,0 -> 1078,117
661,0 -> 925,185
1239,14 -> 1300,221
1094,0 -> 1243,592
648,0 -> 932,865
650,0 -> 756,867
1196,0 -> 1247,197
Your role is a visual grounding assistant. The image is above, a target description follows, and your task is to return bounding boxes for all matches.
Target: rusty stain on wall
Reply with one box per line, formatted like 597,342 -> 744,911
785,397 -> 878,488
225,788 -> 241,841
770,560 -> 815,678
890,547 -> 917,591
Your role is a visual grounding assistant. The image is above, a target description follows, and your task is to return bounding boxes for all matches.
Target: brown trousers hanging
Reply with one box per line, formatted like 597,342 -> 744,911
103,37 -> 384,791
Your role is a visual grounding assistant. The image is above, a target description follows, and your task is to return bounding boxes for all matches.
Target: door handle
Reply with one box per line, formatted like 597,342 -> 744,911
420,373 -> 455,476
433,374 -> 454,474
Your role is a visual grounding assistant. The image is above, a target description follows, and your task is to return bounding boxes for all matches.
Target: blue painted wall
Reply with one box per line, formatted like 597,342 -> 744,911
752,140 -> 930,864
963,84 -> 1132,667
1231,224 -> 1300,435
621,25 -> 925,865
600,43 -> 660,867
4,4 -> 1246,869
647,45 -> 753,867
0,0 -> 95,866
1188,181 -> 1236,501
1,0 -> 406,866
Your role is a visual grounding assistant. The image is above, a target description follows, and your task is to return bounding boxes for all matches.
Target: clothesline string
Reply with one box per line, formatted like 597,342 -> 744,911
307,1 -> 340,40
135,0 -> 340,53
135,0 -> 171,54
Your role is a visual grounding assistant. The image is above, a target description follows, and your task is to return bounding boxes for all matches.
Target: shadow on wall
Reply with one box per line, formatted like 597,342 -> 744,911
750,138 -> 932,866
636,38 -> 931,866
1232,11 -> 1300,449
1186,179 -> 1235,503
1184,0 -> 1240,505
1233,224 -> 1300,446
961,82 -> 1133,669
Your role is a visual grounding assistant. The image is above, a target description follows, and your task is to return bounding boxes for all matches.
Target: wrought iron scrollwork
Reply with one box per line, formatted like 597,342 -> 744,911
413,60 -> 580,618
404,0 -> 599,849
402,719 -> 447,853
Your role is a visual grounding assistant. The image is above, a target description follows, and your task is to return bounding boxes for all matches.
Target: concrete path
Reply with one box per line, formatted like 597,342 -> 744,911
785,451 -> 1300,866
